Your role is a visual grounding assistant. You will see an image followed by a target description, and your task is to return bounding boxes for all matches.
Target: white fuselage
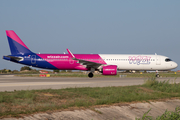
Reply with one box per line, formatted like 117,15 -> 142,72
99,54 -> 178,71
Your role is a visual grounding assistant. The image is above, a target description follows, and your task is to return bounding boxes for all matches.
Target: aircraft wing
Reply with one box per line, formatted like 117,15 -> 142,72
67,49 -> 103,68
72,57 -> 102,68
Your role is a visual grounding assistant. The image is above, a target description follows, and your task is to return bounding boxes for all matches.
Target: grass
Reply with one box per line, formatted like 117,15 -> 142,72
136,106 -> 180,120
0,78 -> 180,118
143,77 -> 180,93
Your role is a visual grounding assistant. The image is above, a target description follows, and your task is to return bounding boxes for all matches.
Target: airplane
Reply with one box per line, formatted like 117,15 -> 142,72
3,30 -> 178,78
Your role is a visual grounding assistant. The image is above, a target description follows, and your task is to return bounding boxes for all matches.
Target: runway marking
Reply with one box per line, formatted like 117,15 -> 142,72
0,81 -> 11,82
0,82 -> 91,87
0,80 -> 133,86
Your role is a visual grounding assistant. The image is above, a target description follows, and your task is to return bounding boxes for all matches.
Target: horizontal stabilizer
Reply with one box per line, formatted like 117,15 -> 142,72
3,55 -> 23,61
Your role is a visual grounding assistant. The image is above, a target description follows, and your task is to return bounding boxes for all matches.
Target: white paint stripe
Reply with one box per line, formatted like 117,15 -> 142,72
0,82 -> 90,87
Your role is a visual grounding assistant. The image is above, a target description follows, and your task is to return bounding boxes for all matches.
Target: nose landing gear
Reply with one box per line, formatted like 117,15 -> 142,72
156,74 -> 160,78
156,70 -> 160,78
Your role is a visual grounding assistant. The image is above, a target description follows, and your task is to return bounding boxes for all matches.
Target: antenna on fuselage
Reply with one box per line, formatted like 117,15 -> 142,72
64,52 -> 65,54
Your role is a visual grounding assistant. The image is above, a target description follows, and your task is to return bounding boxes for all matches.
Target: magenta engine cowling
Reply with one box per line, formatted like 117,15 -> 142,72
102,65 -> 117,75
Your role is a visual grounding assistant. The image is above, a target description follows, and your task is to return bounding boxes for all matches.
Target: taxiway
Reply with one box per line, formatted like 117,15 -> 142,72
0,75 -> 179,92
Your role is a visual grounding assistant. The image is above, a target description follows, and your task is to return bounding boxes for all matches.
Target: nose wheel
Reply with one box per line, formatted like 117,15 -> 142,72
88,72 -> 94,78
156,74 -> 160,78
156,70 -> 160,78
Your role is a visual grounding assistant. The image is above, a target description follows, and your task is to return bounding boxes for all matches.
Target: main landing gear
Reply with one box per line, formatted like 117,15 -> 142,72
88,68 -> 95,78
88,72 -> 94,78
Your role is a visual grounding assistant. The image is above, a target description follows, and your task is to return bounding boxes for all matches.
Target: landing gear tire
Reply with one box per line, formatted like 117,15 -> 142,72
155,70 -> 160,78
88,72 -> 94,78
156,74 -> 160,78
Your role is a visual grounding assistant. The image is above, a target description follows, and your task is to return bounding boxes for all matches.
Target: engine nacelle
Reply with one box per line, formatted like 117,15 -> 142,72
102,65 -> 117,75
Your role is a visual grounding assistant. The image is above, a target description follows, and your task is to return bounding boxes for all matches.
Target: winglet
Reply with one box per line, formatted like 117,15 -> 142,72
67,49 -> 75,58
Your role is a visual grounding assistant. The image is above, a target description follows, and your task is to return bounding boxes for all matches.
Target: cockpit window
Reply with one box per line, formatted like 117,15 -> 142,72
165,58 -> 172,62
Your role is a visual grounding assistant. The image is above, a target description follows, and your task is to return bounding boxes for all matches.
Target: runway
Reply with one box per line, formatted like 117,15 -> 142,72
0,75 -> 179,92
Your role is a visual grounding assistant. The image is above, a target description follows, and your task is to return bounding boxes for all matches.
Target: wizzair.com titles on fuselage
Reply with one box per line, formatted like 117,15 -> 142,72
3,30 -> 178,78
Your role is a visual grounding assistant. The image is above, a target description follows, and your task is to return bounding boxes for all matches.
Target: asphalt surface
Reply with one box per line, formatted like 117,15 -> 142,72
0,75 -> 179,92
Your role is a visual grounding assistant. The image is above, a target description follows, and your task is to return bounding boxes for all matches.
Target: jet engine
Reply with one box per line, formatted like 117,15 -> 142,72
102,65 -> 117,75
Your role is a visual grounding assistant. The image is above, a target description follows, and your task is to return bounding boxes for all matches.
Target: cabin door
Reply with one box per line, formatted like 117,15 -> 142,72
31,55 -> 36,64
156,55 -> 161,65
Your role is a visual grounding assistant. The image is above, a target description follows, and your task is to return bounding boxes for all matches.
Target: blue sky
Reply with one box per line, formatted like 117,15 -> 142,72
0,0 -> 180,71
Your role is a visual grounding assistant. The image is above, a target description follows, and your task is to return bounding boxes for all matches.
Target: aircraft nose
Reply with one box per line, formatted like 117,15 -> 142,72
173,62 -> 178,69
